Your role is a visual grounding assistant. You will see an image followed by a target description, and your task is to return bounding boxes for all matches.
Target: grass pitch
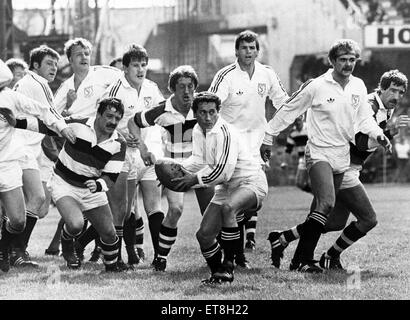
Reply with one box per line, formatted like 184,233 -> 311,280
1,184 -> 410,300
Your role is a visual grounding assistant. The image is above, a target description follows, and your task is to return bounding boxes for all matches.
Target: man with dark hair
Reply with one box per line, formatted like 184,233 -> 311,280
0,58 -> 76,273
5,58 -> 28,89
209,29 -> 289,267
45,37 -> 121,257
171,91 -> 268,284
47,97 -> 127,272
75,44 -> 165,269
10,45 -> 60,268
128,65 -> 215,272
269,69 -> 409,271
261,39 -> 392,273
109,57 -> 123,70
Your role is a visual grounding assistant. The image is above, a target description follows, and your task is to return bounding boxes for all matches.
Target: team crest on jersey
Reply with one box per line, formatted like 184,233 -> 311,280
144,97 -> 152,107
351,94 -> 360,109
84,86 -> 94,98
258,83 -> 267,97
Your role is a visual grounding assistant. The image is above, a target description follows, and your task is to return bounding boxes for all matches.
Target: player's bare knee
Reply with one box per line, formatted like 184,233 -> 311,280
361,217 -> 378,232
66,220 -> 84,236
100,229 -> 117,244
9,216 -> 26,232
168,205 -> 183,221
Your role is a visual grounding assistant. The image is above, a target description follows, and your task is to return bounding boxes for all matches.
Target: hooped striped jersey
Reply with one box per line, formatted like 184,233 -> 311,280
54,65 -> 121,117
133,97 -> 196,160
13,70 -> 56,153
265,69 -> 383,149
182,117 -> 260,187
0,87 -> 67,163
54,117 -> 126,189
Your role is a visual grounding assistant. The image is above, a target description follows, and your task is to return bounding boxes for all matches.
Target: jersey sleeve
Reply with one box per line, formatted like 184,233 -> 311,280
196,125 -> 237,187
264,79 -> 314,144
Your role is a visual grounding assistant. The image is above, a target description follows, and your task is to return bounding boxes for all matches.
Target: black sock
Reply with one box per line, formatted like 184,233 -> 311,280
77,225 -> 99,248
148,211 -> 164,257
295,211 -> 327,263
21,210 -> 38,248
220,226 -> 241,263
327,222 -> 366,258
134,217 -> 144,250
245,210 -> 258,241
123,212 -> 136,247
157,225 -> 177,258
201,242 -> 223,274
115,226 -> 124,261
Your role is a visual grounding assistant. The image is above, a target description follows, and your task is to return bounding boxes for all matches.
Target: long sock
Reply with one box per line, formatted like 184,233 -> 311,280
148,211 -> 164,257
201,241 -> 223,274
0,219 -> 24,250
157,225 -> 177,259
281,225 -> 302,245
76,225 -> 99,248
123,212 -> 136,247
220,227 -> 241,264
294,211 -> 327,263
100,236 -> 119,268
134,217 -> 144,250
327,222 -> 366,258
21,210 -> 38,248
115,226 -> 124,261
236,213 -> 245,258
245,211 -> 258,241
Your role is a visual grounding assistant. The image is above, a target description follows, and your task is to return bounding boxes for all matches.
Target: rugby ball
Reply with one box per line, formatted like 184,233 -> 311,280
155,158 -> 187,192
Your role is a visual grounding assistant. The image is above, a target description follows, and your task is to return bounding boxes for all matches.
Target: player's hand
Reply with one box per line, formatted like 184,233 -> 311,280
61,127 -> 77,144
66,89 -> 77,108
125,133 -> 140,148
0,107 -> 16,127
171,171 -> 197,192
84,179 -> 97,193
260,143 -> 273,162
140,150 -> 156,166
377,134 -> 392,154
396,114 -> 410,128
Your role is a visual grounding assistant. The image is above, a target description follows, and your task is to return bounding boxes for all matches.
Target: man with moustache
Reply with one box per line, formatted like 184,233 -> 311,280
261,39 -> 392,273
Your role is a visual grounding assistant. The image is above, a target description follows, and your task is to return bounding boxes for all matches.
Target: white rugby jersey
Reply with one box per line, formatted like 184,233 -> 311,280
13,70 -> 56,155
209,60 -> 288,158
55,117 -> 126,189
101,75 -> 164,158
0,87 -> 67,163
54,65 -> 121,117
265,69 -> 383,149
182,117 -> 261,187
134,98 -> 196,160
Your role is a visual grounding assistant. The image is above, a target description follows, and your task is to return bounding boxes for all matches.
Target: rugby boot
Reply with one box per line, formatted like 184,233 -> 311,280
267,231 -> 287,268
319,252 -> 346,271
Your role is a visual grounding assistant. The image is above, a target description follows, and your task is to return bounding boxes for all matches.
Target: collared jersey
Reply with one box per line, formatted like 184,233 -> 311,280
101,75 -> 164,157
0,87 -> 67,163
265,69 -> 383,150
350,91 -> 394,165
134,97 -> 196,160
209,60 -> 288,157
54,117 -> 126,188
182,117 -> 261,187
54,65 -> 121,117
13,70 -> 56,151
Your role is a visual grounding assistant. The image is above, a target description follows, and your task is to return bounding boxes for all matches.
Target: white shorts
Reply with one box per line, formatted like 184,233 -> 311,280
0,161 -> 23,192
38,152 -> 55,183
18,152 -> 39,171
136,165 -> 157,182
305,143 -> 350,174
340,163 -> 362,190
211,169 -> 268,211
121,148 -> 144,180
48,173 -> 108,212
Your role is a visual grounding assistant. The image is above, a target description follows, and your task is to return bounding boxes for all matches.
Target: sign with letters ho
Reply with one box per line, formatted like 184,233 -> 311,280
365,25 -> 410,48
